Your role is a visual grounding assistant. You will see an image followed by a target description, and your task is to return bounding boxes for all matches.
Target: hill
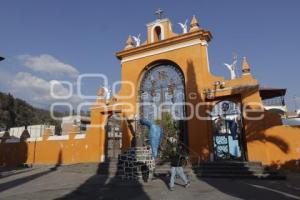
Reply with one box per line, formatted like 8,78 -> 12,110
0,92 -> 62,134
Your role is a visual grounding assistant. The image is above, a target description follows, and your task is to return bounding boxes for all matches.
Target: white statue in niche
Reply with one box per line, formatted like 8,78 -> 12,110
97,86 -> 111,100
178,19 -> 188,34
224,55 -> 238,80
133,34 -> 141,47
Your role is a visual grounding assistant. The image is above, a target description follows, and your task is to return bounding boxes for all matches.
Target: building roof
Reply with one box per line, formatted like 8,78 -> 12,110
259,87 -> 287,100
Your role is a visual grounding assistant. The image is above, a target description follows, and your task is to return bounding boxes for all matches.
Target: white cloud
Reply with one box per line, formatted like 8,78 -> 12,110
9,72 -> 82,107
18,54 -> 79,78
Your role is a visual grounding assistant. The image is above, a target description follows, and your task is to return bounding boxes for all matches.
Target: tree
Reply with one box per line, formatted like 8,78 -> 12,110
0,92 -> 62,134
155,112 -> 181,160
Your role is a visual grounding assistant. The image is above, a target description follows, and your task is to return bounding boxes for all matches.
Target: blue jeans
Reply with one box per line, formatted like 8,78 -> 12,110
169,167 -> 188,188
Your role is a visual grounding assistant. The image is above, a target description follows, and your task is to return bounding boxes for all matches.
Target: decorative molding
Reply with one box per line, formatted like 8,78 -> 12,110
204,83 -> 259,97
243,73 -> 251,76
121,39 -> 208,63
146,18 -> 170,27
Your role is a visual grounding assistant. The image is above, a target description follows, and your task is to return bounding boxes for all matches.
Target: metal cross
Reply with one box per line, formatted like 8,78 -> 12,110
155,8 -> 164,19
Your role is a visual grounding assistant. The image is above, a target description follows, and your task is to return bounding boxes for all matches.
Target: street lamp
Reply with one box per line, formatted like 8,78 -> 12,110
0,56 -> 4,61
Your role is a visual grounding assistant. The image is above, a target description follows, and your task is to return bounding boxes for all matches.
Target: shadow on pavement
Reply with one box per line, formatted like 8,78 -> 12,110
0,168 -> 35,179
202,178 -> 300,200
57,157 -> 151,200
0,169 -> 55,193
0,150 -> 63,193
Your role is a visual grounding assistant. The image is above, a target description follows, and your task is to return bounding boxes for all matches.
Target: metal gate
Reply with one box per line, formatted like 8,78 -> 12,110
211,101 -> 245,161
105,114 -> 122,159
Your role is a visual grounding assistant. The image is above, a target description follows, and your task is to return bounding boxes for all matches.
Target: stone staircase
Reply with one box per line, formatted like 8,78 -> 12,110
59,160 -> 285,180
194,161 -> 286,180
154,160 -> 194,178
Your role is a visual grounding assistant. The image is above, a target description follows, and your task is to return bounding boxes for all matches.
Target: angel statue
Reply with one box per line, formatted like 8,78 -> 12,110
178,19 -> 188,34
97,86 -> 111,100
133,34 -> 141,47
224,55 -> 238,80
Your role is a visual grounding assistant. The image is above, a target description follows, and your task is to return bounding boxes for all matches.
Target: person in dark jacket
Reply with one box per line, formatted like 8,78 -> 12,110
169,145 -> 190,191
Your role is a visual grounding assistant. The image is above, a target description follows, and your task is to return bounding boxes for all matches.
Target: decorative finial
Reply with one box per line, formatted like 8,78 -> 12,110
125,35 -> 134,50
242,57 -> 251,74
190,15 -> 200,32
155,8 -> 164,19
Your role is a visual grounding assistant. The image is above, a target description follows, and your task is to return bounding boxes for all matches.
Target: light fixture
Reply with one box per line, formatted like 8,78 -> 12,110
213,81 -> 221,87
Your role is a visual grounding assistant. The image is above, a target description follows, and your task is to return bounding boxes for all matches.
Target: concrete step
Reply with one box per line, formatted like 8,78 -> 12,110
198,173 -> 286,180
194,161 -> 285,180
199,161 -> 262,167
194,166 -> 269,171
154,163 -> 193,176
154,168 -> 193,174
196,170 -> 281,176
58,161 -> 285,180
196,169 -> 266,174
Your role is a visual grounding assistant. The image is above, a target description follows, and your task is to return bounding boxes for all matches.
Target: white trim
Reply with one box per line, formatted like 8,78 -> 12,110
121,39 -> 207,64
100,154 -> 105,162
47,135 -> 69,141
27,137 -> 43,142
27,138 -> 36,142
243,73 -> 251,75
146,18 -> 170,27
205,45 -> 210,73
74,134 -> 86,139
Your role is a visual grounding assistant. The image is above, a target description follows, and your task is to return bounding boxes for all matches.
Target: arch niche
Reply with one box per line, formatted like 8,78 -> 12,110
138,61 -> 188,153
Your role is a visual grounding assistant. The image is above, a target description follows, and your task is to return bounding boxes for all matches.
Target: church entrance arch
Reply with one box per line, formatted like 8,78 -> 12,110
138,62 -> 187,158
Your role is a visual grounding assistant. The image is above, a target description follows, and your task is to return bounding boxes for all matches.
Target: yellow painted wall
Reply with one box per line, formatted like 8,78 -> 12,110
1,17 -> 300,172
247,125 -> 300,171
0,126 -> 103,167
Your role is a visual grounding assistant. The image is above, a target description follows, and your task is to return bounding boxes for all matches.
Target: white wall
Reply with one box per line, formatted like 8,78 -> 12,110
9,125 -> 55,138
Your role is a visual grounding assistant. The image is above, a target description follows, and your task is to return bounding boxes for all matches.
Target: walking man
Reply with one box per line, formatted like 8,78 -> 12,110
169,145 -> 190,191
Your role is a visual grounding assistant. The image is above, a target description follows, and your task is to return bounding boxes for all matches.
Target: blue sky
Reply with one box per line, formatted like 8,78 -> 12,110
0,0 -> 299,111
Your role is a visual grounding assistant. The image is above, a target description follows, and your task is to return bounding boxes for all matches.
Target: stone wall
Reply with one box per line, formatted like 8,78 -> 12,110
118,146 -> 155,181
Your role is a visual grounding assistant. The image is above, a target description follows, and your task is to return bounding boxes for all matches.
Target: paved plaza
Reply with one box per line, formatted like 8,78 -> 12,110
0,166 -> 299,200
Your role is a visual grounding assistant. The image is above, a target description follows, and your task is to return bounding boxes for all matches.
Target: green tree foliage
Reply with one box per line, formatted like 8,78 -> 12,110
155,112 -> 181,160
0,92 -> 62,134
